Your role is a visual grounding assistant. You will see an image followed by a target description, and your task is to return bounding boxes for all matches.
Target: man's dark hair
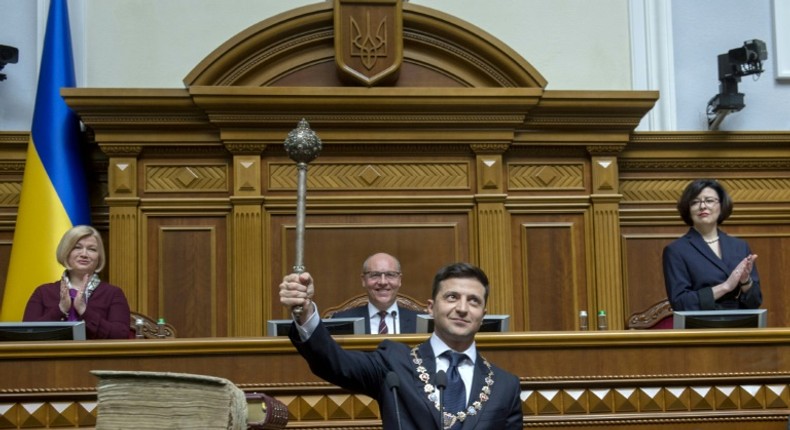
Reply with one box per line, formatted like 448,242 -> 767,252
676,179 -> 733,226
430,262 -> 490,305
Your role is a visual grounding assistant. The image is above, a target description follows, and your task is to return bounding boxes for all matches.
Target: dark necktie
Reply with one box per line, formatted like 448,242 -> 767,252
441,351 -> 467,422
377,310 -> 388,334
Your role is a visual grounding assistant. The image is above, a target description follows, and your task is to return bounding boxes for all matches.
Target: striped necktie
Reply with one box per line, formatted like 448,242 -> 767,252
377,310 -> 388,334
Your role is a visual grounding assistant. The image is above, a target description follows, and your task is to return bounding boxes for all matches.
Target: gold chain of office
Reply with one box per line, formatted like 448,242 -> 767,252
410,346 -> 494,429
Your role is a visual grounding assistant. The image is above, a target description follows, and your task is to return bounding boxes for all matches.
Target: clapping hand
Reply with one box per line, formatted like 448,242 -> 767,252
72,273 -> 90,316
58,276 -> 71,315
727,254 -> 758,292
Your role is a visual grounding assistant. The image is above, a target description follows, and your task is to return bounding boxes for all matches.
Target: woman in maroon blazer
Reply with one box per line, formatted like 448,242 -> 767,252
23,225 -> 131,339
663,179 -> 762,311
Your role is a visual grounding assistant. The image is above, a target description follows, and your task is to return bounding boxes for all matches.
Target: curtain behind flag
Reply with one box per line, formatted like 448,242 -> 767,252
0,0 -> 91,321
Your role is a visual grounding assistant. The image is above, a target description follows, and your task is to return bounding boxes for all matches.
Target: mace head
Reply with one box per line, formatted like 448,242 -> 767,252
284,118 -> 322,164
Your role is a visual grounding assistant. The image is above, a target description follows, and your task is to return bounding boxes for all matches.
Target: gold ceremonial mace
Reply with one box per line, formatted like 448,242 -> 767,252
283,119 -> 322,317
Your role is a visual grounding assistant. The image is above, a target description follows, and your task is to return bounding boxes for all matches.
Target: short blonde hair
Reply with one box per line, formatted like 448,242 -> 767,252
55,225 -> 106,273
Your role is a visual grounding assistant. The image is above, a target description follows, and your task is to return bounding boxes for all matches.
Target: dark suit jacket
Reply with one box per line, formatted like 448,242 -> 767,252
290,320 -> 523,430
663,228 -> 762,311
332,304 -> 424,334
23,281 -> 132,339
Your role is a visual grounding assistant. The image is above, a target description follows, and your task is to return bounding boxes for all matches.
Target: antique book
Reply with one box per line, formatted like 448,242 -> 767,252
245,392 -> 289,429
92,370 -> 249,429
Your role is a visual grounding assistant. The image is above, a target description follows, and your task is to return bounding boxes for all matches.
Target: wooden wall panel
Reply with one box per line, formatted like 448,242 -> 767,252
144,217 -> 228,337
267,212 -> 472,320
620,230 -> 680,321
747,235 -> 790,326
512,213 -> 589,331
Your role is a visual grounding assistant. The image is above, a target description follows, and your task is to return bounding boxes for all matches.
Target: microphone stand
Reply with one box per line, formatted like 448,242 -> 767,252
386,372 -> 404,430
391,310 -> 398,334
435,370 -> 447,429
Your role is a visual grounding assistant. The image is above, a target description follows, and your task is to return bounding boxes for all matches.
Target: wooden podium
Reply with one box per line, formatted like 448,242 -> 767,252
3,330 -> 790,429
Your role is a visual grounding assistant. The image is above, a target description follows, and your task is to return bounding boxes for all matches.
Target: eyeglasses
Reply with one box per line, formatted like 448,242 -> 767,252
690,197 -> 720,209
363,271 -> 401,281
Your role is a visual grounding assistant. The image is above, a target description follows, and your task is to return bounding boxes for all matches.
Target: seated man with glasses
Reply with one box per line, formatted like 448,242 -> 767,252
331,252 -> 425,334
663,179 -> 762,311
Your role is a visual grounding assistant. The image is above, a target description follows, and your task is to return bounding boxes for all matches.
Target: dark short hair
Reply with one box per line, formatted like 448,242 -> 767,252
431,262 -> 490,305
676,179 -> 733,226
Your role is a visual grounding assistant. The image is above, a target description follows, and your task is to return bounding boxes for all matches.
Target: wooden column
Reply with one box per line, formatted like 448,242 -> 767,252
472,143 -> 513,317
588,147 -> 624,329
226,143 -> 266,336
103,147 -> 141,311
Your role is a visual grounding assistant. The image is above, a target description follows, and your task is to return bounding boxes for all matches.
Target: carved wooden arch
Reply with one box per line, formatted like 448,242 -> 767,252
184,2 -> 547,89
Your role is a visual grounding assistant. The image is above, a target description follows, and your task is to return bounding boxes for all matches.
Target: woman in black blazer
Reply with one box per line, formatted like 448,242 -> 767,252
662,179 -> 762,311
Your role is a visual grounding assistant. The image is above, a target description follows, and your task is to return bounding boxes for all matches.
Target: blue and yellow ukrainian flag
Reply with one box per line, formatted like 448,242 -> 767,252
0,0 -> 91,321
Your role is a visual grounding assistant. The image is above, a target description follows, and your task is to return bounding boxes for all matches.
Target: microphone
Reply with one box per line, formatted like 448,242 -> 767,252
435,370 -> 447,427
390,310 -> 398,334
385,371 -> 403,430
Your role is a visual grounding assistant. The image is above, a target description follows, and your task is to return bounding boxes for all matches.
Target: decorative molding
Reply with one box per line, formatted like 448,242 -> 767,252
620,159 -> 790,171
524,116 -> 642,130
591,202 -> 624,329
470,143 -> 509,153
509,163 -> 584,190
109,208 -> 139,310
223,142 -> 266,155
269,143 -> 472,155
0,162 -> 26,172
620,178 -> 688,203
0,131 -> 29,145
269,162 -> 470,190
621,178 -> 790,203
0,400 -> 97,428
209,113 -> 526,124
231,206 -> 263,336
99,145 -> 143,156
110,159 -> 136,196
183,2 -> 546,88
234,155 -> 261,194
586,145 -> 625,155
630,131 -> 790,144
477,155 -> 503,191
508,145 -> 587,157
0,182 -> 21,206
592,156 -> 619,193
79,114 -> 208,125
142,146 -> 229,157
218,30 -> 334,86
145,164 -> 229,193
4,377 -> 790,428
404,32 -> 517,87
476,201 -> 512,316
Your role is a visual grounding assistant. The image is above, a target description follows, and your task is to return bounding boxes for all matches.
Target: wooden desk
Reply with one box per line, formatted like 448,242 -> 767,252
2,330 -> 790,429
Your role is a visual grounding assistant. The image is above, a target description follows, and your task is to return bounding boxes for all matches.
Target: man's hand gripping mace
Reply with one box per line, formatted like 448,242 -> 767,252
283,119 -> 322,317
